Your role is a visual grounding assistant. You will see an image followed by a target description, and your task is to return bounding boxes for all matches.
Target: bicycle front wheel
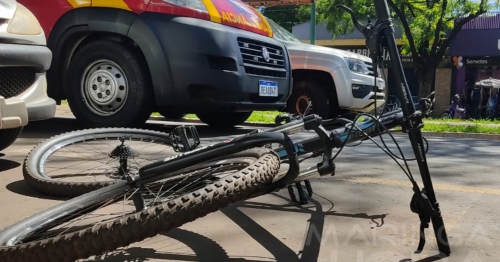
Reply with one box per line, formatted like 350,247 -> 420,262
1,148 -> 280,262
23,128 -> 178,197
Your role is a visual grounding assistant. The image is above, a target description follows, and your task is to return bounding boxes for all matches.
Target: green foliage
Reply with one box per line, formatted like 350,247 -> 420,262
297,0 -> 376,38
297,0 -> 499,57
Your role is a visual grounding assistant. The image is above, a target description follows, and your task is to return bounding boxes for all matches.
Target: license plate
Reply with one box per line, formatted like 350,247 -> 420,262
259,80 -> 278,97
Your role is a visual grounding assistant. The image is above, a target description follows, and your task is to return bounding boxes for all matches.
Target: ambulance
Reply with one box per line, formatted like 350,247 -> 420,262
18,0 -> 293,128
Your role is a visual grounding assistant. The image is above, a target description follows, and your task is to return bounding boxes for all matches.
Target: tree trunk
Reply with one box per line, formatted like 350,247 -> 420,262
416,64 -> 436,99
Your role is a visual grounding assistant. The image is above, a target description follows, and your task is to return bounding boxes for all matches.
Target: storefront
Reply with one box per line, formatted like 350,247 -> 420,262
449,13 -> 500,98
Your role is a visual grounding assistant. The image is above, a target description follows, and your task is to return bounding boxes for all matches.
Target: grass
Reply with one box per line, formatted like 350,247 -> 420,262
63,98 -> 280,124
60,100 -> 500,134
422,123 -> 500,134
425,117 -> 500,125
152,111 -> 280,123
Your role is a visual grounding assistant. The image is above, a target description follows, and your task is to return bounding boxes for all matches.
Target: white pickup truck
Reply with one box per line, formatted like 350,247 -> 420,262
266,18 -> 386,119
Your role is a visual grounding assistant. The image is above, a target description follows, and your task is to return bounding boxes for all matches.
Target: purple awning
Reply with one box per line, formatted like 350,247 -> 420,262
459,13 -> 500,30
450,13 -> 500,57
449,29 -> 500,56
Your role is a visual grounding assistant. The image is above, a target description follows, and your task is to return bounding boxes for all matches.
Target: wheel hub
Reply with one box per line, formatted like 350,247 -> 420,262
82,60 -> 128,116
109,137 -> 140,176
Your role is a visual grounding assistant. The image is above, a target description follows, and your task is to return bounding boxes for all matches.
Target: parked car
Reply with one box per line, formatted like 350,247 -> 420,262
18,0 -> 293,128
265,17 -> 386,119
0,0 -> 56,151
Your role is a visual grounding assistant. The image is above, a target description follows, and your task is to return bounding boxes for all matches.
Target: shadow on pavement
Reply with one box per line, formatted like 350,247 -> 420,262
0,158 -> 21,172
5,180 -> 68,201
220,191 -> 388,262
400,253 -> 449,262
222,191 -> 446,262
82,228 -> 266,262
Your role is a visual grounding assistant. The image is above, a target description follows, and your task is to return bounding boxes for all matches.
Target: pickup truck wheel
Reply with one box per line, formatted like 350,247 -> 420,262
287,81 -> 330,118
65,40 -> 153,128
196,111 -> 252,128
0,127 -> 22,151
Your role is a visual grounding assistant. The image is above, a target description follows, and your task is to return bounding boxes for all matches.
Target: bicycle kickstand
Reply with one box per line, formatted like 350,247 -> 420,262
287,180 -> 314,205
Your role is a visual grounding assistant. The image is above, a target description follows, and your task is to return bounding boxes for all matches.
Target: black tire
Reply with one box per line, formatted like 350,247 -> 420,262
196,111 -> 252,128
65,40 -> 154,128
23,128 -> 176,198
0,148 -> 280,262
158,108 -> 187,120
287,80 -> 330,119
440,111 -> 452,119
0,127 -> 22,152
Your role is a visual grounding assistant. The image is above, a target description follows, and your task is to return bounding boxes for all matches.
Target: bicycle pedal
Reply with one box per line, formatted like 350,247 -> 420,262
287,181 -> 313,205
169,125 -> 201,152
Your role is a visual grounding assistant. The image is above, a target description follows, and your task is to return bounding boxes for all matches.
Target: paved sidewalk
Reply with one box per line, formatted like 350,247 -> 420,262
55,104 -> 72,116
4,125 -> 500,262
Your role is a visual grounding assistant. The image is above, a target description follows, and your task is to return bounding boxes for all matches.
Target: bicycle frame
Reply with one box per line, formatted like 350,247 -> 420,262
138,110 -> 402,183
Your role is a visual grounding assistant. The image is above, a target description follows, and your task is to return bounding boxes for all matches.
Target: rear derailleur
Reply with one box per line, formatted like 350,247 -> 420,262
108,125 -> 201,179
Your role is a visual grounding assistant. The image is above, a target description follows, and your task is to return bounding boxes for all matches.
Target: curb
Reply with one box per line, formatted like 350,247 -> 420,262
420,131 -> 500,140
378,130 -> 500,140
147,116 -> 275,127
424,121 -> 500,127
150,116 -> 500,140
58,114 -> 500,140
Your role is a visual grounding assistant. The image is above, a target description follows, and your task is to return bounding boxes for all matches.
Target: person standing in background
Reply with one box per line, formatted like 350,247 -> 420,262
464,78 -> 475,118
470,84 -> 482,119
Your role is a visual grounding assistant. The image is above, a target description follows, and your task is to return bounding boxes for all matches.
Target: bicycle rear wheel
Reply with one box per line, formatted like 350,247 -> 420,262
23,128 -> 178,197
1,148 -> 280,262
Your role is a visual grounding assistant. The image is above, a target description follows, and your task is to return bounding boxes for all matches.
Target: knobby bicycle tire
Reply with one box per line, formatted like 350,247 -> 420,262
23,128 -> 175,198
2,148 -> 280,262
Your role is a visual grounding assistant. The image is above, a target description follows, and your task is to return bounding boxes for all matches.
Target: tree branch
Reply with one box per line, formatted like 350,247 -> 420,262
430,0 -> 448,55
387,0 -> 421,63
436,6 -> 487,59
407,1 -> 417,17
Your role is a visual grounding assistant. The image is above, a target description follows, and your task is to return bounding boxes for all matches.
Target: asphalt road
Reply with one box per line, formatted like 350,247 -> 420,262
1,116 -> 500,262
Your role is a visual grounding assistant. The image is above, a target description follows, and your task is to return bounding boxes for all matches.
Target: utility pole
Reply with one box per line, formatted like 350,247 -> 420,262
310,1 -> 316,44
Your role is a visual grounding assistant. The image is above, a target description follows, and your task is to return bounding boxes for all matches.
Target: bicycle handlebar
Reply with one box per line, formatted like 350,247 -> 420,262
331,110 -> 403,147
271,109 -> 404,151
